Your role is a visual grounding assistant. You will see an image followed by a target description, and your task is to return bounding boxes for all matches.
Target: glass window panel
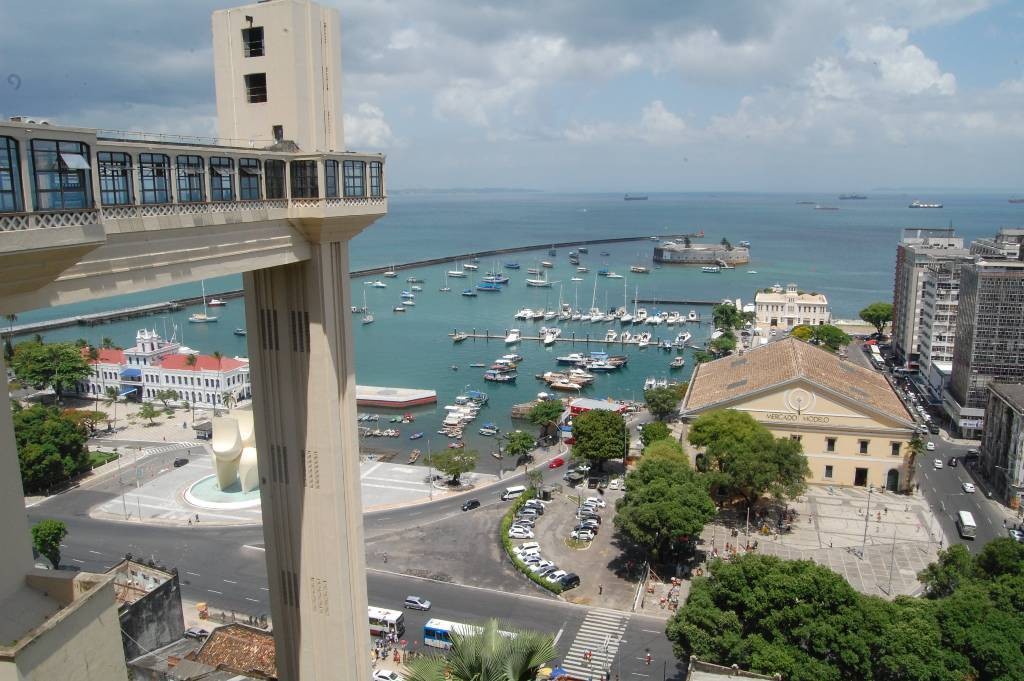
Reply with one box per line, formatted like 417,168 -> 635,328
342,160 -> 365,198
289,160 -> 318,199
176,155 -> 205,202
209,156 -> 234,201
369,161 -> 383,197
98,151 -> 133,206
325,160 -> 338,198
30,139 -> 91,210
239,158 -> 261,200
265,159 -> 285,199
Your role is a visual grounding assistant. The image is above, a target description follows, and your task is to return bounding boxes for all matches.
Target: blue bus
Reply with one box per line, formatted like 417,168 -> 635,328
423,619 -> 515,650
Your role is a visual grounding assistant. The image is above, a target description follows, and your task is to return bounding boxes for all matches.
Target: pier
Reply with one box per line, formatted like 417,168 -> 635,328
634,298 -> 718,306
449,330 -> 698,347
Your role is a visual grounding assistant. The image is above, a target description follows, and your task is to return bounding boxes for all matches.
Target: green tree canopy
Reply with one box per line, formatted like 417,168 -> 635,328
504,431 -> 535,458
154,389 -> 178,409
527,399 -> 564,440
790,325 -> 814,341
640,421 -> 672,447
62,408 -> 107,434
644,386 -> 683,420
10,340 -> 91,402
917,544 -> 975,599
859,302 -> 893,335
709,332 -> 737,356
711,303 -> 749,331
138,402 -> 160,425
643,438 -> 685,460
571,408 -> 626,469
13,404 -> 89,493
405,618 -> 555,681
431,448 -> 478,484
811,324 -> 852,351
687,409 -> 809,509
31,520 -> 68,569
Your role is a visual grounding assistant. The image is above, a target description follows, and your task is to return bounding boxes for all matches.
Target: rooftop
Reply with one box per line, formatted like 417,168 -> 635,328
989,383 -> 1024,414
194,622 -> 276,679
107,558 -> 175,608
683,337 -> 913,423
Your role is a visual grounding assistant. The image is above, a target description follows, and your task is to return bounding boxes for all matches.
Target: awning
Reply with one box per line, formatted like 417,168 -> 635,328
60,152 -> 91,170
240,166 -> 262,175
118,388 -> 136,397
212,166 -> 235,176
120,368 -> 142,378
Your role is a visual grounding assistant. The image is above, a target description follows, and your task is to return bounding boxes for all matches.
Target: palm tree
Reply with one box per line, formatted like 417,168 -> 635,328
87,346 -> 101,414
906,435 -> 925,489
103,386 -> 120,431
221,390 -> 236,411
3,313 -> 17,360
405,619 -> 556,681
185,354 -> 198,421
101,337 -> 114,349
210,351 -> 224,415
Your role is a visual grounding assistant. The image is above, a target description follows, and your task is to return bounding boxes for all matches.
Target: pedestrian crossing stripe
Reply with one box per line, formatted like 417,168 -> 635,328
141,441 -> 205,456
561,609 -> 630,678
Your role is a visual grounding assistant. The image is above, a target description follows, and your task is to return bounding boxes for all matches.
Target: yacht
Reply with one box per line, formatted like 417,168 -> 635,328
634,308 -> 648,324
629,265 -> 649,274
701,266 -> 721,273
543,309 -> 557,320
670,356 -> 686,369
541,260 -> 554,268
207,297 -> 227,307
505,329 -> 522,344
514,308 -> 534,320
577,266 -> 589,273
461,288 -> 477,297
620,331 -> 633,343
525,272 -> 553,287
543,328 -> 562,346
361,291 -> 373,325
673,331 -> 692,347
637,332 -> 651,348
440,272 -> 451,293
401,290 -> 415,299
666,311 -> 682,325
605,330 -> 618,342
189,281 -> 218,323
687,310 -> 699,322
383,267 -> 397,278
371,280 -> 388,288
447,265 -> 468,278
462,262 -> 479,271
556,352 -> 587,365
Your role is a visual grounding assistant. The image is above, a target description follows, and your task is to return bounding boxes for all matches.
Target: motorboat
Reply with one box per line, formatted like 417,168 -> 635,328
393,306 -> 406,312
233,328 -> 247,336
463,263 -> 479,271
483,370 -> 517,383
556,353 -> 587,365
686,310 -> 699,322
543,309 -> 557,320
549,380 -> 582,392
659,340 -> 673,351
505,329 -> 522,344
448,266 -> 468,278
630,265 -> 649,273
383,267 -> 397,278
207,297 -> 227,307
502,353 -> 523,363
482,273 -> 510,284
514,308 -> 534,320
476,281 -> 502,292
571,276 -> 583,281
371,280 -> 388,288
637,332 -> 652,348
606,272 -> 624,279
407,276 -> 424,283
461,288 -> 477,297
401,290 -> 415,298
578,247 -> 588,253
673,331 -> 692,347
401,298 -> 415,306
505,262 -> 521,269
605,330 -> 618,342
411,285 -> 423,291
409,432 -> 424,440
452,332 -> 469,342
670,356 -> 686,369
702,266 -> 721,273
634,308 -> 648,324
620,331 -> 633,343
479,424 -> 499,436
647,312 -> 663,325
577,266 -> 589,273
644,377 -> 657,390
531,309 -> 545,320
541,260 -> 554,268
543,328 -> 562,346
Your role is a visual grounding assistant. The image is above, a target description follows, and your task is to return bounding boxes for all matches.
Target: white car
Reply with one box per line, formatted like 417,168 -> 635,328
570,529 -> 595,541
926,442 -> 935,451
508,527 -> 534,539
962,482 -> 975,493
373,670 -> 402,681
584,497 -> 607,508
609,478 -> 621,490
528,560 -> 555,573
545,569 -> 568,583
514,542 -> 539,555
933,459 -> 943,469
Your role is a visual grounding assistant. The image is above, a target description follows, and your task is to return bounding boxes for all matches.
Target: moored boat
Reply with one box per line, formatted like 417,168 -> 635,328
452,332 -> 469,342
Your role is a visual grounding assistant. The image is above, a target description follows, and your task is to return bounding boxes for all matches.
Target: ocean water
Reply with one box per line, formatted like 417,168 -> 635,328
12,192 -> 1022,470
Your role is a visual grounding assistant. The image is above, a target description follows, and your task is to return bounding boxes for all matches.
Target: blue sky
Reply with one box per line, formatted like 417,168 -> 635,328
2,0 -> 1022,192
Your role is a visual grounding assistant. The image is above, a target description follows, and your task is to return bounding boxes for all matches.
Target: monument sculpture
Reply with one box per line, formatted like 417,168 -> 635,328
211,411 -> 259,492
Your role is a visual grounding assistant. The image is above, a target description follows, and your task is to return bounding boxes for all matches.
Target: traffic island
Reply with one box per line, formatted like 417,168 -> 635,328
500,489 -> 563,594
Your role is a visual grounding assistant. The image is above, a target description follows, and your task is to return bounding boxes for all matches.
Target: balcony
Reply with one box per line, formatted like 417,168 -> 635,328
0,120 -> 387,310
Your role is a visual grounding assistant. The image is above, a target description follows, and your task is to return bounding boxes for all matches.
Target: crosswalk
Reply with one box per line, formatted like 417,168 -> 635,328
561,609 -> 631,680
142,441 -> 206,456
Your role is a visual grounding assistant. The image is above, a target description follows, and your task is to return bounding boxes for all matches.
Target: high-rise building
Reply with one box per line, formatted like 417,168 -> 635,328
890,228 -> 968,369
916,258 -> 965,404
946,258 -> 1024,437
0,1 -> 386,678
979,383 -> 1024,510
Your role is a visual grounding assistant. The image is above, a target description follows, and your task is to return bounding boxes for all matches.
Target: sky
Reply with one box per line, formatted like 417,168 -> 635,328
1,0 -> 1023,192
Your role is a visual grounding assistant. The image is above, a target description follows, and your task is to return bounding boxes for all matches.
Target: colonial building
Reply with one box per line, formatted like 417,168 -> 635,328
75,329 -> 250,409
979,383 -> 1024,509
753,283 -> 831,330
680,337 -> 917,491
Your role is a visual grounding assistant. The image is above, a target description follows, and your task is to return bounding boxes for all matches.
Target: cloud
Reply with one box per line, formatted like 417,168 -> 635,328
344,103 -> 396,148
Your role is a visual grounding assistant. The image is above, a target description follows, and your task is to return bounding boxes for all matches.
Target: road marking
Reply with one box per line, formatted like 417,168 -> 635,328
408,512 -> 422,517
88,550 -> 102,555
553,627 -> 564,645
71,558 -> 84,564
186,571 -> 201,576
631,674 -> 649,678
223,579 -> 238,584
207,589 -> 223,595
641,629 -> 660,634
260,587 -> 269,591
243,545 -> 265,552
245,597 -> 260,603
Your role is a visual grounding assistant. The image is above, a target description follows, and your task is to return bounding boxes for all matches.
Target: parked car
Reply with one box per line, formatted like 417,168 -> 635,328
948,457 -> 958,467
545,570 -> 568,583
583,497 -> 606,508
559,573 -> 581,590
536,565 -> 559,577
404,596 -> 432,611
609,478 -> 621,490
461,498 -> 481,511
1008,529 -> 1024,543
184,627 -> 210,640
528,560 -> 555,573
548,457 -> 565,469
933,459 -> 943,469
508,527 -> 535,539
173,458 -> 189,468
962,482 -> 975,493
373,671 -> 403,681
570,529 -> 595,541
926,442 -> 935,451
514,542 -> 539,555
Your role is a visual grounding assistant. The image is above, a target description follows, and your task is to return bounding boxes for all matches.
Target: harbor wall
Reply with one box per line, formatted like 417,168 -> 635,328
653,245 -> 750,265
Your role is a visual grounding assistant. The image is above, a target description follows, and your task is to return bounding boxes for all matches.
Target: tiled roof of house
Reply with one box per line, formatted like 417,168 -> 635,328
158,354 -> 247,372
194,623 -> 276,679
684,337 -> 912,422
82,347 -> 126,364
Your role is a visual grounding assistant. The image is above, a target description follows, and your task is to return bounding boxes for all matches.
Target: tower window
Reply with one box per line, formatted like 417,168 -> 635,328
245,73 -> 267,103
242,26 -> 264,58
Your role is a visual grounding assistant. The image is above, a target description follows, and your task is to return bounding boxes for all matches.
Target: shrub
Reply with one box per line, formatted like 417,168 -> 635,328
500,490 -> 563,594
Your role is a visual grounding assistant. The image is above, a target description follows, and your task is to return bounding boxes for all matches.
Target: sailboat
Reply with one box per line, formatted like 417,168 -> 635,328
361,291 -> 374,324
440,271 -> 451,292
189,281 -> 218,323
620,282 -> 634,324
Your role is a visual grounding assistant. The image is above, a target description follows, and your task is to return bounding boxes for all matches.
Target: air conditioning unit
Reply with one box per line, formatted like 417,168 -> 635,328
9,116 -> 52,125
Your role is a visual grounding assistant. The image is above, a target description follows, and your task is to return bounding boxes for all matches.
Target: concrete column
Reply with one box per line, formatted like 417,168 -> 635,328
0,352 -> 34,601
243,240 -> 368,681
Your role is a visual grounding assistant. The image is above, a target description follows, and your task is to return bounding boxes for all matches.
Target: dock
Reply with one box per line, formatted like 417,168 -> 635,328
448,330 -> 697,347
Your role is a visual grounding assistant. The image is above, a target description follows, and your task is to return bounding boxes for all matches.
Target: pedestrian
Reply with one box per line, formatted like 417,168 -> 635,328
1003,518 -> 1007,528
188,519 -> 192,526
383,552 -> 388,564
598,584 -> 603,595
195,514 -> 200,523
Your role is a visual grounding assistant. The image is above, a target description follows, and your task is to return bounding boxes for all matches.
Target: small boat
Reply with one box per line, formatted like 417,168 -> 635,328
571,276 -> 583,281
659,340 -> 673,350
233,328 -> 247,336
606,272 -> 624,279
673,331 -> 692,347
505,262 -> 521,269
476,281 -> 502,292
541,260 -> 554,268
408,449 -> 421,464
462,263 -> 479,271
527,267 -> 543,275
549,380 -> 582,391
577,266 -> 589,273
909,200 -> 943,209
687,310 -> 699,322
207,297 -> 227,307
401,290 -> 415,298
670,356 -> 685,369
401,299 -> 415,306
814,204 -> 839,211
578,247 -> 588,253
483,370 -> 517,383
371,280 -> 388,288
411,285 -> 423,291
701,266 -> 720,273
505,329 -> 521,344
393,306 -> 406,312
469,363 -> 486,368
605,330 -> 618,342
738,240 -> 751,248
407,276 -> 424,283
452,332 -> 469,342
644,377 -> 657,390
479,423 -> 499,436
383,267 -> 397,278
629,265 -> 649,273
543,328 -> 562,346
189,280 -> 219,323
447,267 -> 468,278
461,289 -> 478,297
747,270 -> 758,274
600,252 -> 610,256
448,442 -> 465,449
409,432 -> 424,440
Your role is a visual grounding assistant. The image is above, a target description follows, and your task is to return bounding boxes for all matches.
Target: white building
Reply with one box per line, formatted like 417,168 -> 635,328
754,283 -> 831,329
75,329 -> 251,408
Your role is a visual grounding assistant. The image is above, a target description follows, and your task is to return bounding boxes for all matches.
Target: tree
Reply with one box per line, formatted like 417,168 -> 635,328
221,390 -> 236,411
154,388 -> 177,410
527,399 -> 563,441
615,453 -> 714,561
720,237 -> 732,250
31,520 -> 68,569
790,325 -> 814,341
571,409 -> 626,470
712,303 -> 743,331
859,302 -> 893,336
643,438 -> 685,460
14,404 -> 89,493
917,544 -> 975,598
10,340 -> 91,403
504,431 -> 534,458
3,313 -> 17,361
644,386 -> 683,420
709,332 -> 736,356
405,618 -> 555,681
811,324 -> 851,352
138,402 -> 160,425
431,448 -> 478,484
62,408 -> 107,434
103,386 -> 121,430
640,421 -> 672,447
974,537 -> 1024,579
101,337 -> 114,349
185,353 -> 198,369
526,468 -> 543,489
687,410 -> 809,510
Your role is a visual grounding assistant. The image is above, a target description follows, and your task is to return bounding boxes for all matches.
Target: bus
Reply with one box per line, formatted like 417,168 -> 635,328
368,606 -> 405,637
423,618 -> 515,650
956,510 -> 977,539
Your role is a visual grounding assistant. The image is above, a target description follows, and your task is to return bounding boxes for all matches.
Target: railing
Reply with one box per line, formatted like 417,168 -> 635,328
96,129 -> 277,149
0,209 -> 99,231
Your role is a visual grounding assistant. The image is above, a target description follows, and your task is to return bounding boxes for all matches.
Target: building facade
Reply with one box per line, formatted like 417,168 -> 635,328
680,338 -> 917,492
916,258 -> 964,400
891,228 -> 968,368
74,329 -> 250,409
653,242 -> 750,265
979,383 -> 1024,510
946,259 -> 1024,437
753,283 -> 830,329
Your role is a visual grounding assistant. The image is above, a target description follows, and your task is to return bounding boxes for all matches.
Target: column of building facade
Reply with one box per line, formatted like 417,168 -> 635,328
0,352 -> 34,598
242,239 -> 369,681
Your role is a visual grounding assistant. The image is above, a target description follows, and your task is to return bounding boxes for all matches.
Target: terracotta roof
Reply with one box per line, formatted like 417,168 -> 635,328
82,348 -> 125,364
158,354 -> 246,372
194,623 -> 276,679
684,337 -> 913,423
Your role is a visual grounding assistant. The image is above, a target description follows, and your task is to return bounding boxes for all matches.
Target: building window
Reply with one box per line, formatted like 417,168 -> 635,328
265,159 -> 285,199
859,440 -> 869,455
826,437 -> 836,453
891,442 -> 901,457
273,125 -> 284,142
176,155 -> 205,203
97,152 -> 133,206
343,160 -> 365,197
30,139 -> 92,210
0,136 -> 23,211
290,160 -> 318,198
239,158 -> 261,200
139,153 -> 172,204
824,465 -> 834,479
325,160 -> 339,198
790,434 -> 802,443
245,73 -> 267,103
242,26 -> 264,57
369,161 -> 383,197
209,156 -> 235,202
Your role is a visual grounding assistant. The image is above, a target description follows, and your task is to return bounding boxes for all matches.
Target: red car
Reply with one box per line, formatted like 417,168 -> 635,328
548,457 -> 565,469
